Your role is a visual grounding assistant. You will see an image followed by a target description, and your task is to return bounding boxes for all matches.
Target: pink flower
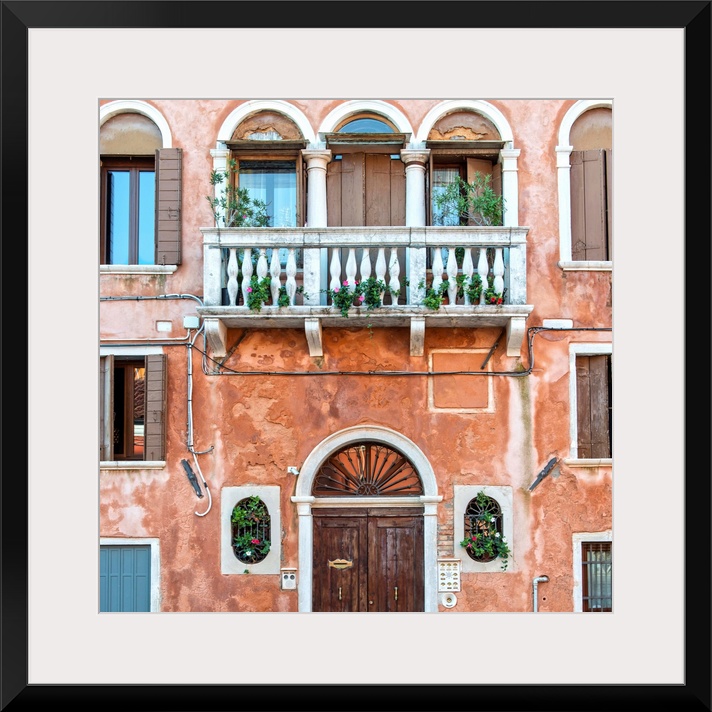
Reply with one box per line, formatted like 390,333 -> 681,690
333,286 -> 339,293
251,538 -> 260,545
359,295 -> 365,302
247,287 -> 252,293
342,280 -> 349,287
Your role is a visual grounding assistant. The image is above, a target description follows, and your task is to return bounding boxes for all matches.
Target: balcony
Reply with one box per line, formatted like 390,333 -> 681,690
198,226 -> 532,358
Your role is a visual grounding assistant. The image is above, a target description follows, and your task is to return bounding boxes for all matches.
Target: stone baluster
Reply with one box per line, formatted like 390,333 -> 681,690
270,249 -> 282,305
388,248 -> 400,306
329,248 -> 342,292
493,248 -> 505,298
432,248 -> 444,293
285,248 -> 298,305
241,248 -> 253,307
462,247 -> 474,305
477,247 -> 488,305
256,248 -> 269,282
345,248 -> 357,291
376,247 -> 387,286
446,247 -> 458,305
360,248 -> 372,282
227,248 -> 239,307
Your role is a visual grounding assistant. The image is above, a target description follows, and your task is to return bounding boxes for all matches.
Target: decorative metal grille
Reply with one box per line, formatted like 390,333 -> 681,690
463,494 -> 503,563
312,442 -> 423,497
231,496 -> 271,564
582,541 -> 612,612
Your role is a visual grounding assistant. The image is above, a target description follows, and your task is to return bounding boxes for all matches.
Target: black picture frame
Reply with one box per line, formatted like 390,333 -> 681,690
3,2 -> 709,710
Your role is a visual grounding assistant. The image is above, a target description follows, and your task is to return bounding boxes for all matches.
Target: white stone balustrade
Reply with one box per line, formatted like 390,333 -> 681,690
200,226 -> 531,358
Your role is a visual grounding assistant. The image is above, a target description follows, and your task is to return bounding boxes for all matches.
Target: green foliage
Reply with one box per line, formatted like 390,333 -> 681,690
455,272 -> 483,303
231,496 -> 271,563
420,279 -> 449,310
433,172 -> 505,226
207,159 -> 270,227
244,275 -> 304,311
323,277 -> 397,318
245,275 -> 272,312
459,491 -> 510,571
483,276 -> 507,305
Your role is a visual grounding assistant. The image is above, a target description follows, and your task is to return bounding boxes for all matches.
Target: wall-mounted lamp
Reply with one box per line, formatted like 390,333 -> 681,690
287,467 -> 300,476
181,459 -> 203,498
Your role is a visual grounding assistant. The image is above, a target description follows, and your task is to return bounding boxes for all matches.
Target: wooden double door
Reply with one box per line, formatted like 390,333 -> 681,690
312,507 -> 424,612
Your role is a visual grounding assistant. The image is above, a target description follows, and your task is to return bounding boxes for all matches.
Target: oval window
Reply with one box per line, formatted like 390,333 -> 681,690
231,496 -> 271,564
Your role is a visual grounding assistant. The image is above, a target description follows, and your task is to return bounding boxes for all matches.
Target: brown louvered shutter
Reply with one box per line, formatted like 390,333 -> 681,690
100,355 -> 114,460
144,354 -> 166,461
155,148 -> 182,265
605,148 -> 612,260
577,355 -> 611,459
571,149 -> 608,261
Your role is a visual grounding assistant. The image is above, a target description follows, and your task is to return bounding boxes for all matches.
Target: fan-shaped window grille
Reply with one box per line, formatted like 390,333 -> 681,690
231,496 -> 271,564
312,442 -> 423,496
463,493 -> 504,563
337,116 -> 395,133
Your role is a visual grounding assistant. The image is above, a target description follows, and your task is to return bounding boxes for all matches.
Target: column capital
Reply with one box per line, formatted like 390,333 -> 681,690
400,149 -> 430,166
302,149 -> 332,167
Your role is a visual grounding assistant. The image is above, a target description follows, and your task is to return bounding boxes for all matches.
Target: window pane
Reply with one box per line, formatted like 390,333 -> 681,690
239,161 -> 296,227
432,167 -> 461,226
138,171 -> 155,265
107,170 -> 130,264
582,542 -> 612,611
338,118 -> 393,133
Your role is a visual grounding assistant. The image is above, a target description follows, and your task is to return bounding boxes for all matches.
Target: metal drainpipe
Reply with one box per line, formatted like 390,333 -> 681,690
532,575 -> 549,612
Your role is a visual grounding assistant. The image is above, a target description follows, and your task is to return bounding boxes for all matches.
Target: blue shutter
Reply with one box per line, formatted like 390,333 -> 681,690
100,545 -> 151,612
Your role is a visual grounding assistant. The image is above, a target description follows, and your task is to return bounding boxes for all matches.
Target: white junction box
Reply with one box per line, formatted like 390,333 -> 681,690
281,568 -> 297,590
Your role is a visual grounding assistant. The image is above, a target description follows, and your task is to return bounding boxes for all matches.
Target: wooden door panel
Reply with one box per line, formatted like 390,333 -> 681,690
368,515 -> 423,612
313,508 -> 423,612
312,515 -> 367,612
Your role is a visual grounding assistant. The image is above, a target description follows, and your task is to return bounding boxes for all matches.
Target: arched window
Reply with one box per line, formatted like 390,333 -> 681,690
556,100 -> 612,267
231,496 -> 271,564
461,491 -> 510,570
99,103 -> 181,267
226,111 -> 306,229
312,441 -> 424,496
326,113 -> 407,228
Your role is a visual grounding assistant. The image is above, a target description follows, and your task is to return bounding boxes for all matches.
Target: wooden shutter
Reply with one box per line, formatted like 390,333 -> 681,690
571,149 -> 608,261
100,355 -> 114,461
144,354 -> 166,461
100,545 -> 151,612
605,148 -> 612,260
576,354 -> 611,458
155,147 -> 182,265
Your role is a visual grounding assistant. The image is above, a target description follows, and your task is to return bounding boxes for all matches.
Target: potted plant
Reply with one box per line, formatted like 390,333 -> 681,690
323,277 -> 396,318
433,171 -> 505,226
456,272 -> 484,304
459,491 -> 511,571
483,277 -> 507,305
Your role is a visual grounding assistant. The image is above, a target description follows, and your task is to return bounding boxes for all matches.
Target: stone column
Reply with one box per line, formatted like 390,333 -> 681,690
302,149 -> 332,228
302,150 -> 332,307
500,148 -> 521,227
400,149 -> 430,227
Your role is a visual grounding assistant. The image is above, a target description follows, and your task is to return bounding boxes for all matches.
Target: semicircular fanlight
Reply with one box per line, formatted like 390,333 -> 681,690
312,442 -> 424,497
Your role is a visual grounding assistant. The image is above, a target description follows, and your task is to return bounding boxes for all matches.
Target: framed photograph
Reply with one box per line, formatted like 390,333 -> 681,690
6,1 -> 708,709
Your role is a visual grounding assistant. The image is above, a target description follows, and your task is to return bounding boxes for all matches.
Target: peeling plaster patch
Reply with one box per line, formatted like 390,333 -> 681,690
110,505 -> 149,536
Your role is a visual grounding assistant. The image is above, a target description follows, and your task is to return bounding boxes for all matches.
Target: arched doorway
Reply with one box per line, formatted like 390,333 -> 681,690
292,426 -> 442,613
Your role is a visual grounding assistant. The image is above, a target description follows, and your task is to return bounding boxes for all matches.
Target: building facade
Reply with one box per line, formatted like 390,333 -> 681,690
99,98 -> 612,613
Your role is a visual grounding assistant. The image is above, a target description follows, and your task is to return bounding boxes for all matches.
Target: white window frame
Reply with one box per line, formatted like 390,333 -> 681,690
556,99 -> 613,271
572,530 -> 612,612
100,537 -> 161,612
99,345 -> 166,470
454,485 -> 513,573
221,486 -> 281,575
567,342 -> 612,466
